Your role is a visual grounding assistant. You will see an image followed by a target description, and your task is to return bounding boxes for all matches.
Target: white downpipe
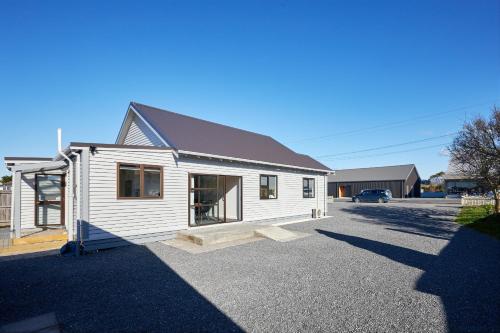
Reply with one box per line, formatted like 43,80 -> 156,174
57,128 -> 75,242
324,175 -> 327,216
75,151 -> 81,252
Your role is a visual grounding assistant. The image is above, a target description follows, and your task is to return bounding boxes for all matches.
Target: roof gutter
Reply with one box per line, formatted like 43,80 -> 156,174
178,149 -> 332,173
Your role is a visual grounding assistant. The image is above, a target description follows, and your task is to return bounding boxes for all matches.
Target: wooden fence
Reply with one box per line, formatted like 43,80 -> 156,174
461,196 -> 495,207
0,190 -> 11,225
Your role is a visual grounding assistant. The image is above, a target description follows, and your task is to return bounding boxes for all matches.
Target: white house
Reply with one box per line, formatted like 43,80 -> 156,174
5,102 -> 331,252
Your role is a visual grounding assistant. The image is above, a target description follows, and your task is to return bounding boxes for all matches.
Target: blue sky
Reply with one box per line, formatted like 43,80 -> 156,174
0,0 -> 498,178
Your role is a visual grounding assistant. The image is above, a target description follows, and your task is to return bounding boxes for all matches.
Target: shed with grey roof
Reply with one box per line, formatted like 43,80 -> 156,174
328,164 -> 421,198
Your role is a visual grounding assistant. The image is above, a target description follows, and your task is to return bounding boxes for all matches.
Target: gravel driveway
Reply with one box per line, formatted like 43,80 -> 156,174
1,202 -> 499,332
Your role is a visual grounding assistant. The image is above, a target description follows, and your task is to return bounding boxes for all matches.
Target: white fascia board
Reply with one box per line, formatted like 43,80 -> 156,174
115,108 -> 134,144
11,161 -> 67,173
178,150 -> 331,174
69,144 -> 173,153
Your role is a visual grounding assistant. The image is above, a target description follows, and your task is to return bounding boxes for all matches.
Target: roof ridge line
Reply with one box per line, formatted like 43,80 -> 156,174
131,101 -> 279,141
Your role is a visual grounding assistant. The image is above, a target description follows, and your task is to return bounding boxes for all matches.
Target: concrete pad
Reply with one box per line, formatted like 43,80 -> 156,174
272,216 -> 328,227
177,224 -> 258,246
172,223 -> 311,252
255,226 -> 310,242
162,237 -> 264,254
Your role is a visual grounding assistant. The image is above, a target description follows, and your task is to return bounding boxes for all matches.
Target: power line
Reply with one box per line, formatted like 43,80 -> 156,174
315,133 -> 457,158
285,101 -> 495,144
320,142 -> 451,161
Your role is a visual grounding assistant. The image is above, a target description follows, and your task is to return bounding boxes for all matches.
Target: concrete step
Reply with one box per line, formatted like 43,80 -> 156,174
177,227 -> 257,246
13,232 -> 67,245
0,240 -> 66,256
255,226 -> 309,242
177,224 -> 310,246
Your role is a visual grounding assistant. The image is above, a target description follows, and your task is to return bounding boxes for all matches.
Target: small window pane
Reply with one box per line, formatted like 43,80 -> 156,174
268,176 -> 277,199
303,178 -> 315,198
37,175 -> 61,201
119,165 -> 140,197
260,185 -> 269,199
260,175 -> 278,199
144,167 -> 161,197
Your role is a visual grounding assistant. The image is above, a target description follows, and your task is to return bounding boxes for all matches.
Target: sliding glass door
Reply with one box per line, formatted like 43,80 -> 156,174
189,174 -> 242,227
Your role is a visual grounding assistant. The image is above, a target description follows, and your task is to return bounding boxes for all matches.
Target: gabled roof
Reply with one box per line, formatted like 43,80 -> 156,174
328,164 -> 418,182
126,102 -> 331,172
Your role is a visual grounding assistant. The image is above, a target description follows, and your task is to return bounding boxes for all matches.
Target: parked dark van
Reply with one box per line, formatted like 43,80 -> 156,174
352,189 -> 392,203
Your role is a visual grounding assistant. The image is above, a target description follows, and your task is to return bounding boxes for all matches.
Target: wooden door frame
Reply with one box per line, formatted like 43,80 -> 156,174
34,174 -> 65,227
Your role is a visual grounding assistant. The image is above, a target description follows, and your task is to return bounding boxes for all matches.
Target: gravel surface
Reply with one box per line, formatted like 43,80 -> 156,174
1,202 -> 499,332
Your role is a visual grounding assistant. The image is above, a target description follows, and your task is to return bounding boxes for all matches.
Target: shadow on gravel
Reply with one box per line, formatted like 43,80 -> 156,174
0,244 -> 242,333
384,228 -> 451,241
341,205 -> 459,240
317,205 -> 500,332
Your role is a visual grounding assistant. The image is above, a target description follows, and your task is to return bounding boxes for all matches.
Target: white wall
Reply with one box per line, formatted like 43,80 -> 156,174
85,147 -> 326,242
87,147 -> 184,241
122,113 -> 166,147
225,176 -> 241,220
19,174 -> 35,229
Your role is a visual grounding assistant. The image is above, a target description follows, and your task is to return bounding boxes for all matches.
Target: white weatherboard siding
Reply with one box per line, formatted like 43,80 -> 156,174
88,148 -> 184,241
122,114 -> 165,147
19,174 -> 35,229
86,148 -> 326,242
179,157 -> 326,223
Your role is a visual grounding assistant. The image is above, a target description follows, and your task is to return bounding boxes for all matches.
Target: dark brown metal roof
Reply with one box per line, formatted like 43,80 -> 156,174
131,102 -> 331,171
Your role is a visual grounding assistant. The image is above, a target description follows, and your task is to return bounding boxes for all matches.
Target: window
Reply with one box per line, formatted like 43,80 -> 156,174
260,175 -> 278,199
118,163 -> 163,199
303,178 -> 315,198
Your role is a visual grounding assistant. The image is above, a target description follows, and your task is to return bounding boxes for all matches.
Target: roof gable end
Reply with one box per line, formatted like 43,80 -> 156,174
116,106 -> 169,147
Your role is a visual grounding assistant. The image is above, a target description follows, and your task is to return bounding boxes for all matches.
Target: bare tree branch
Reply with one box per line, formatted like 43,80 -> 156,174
448,106 -> 500,213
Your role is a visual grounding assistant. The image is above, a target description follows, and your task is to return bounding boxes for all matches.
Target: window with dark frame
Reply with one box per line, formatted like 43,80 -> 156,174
303,178 -> 315,198
118,163 -> 163,199
260,175 -> 278,199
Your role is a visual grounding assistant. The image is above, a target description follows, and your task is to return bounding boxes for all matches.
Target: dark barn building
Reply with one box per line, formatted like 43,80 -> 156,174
328,164 -> 421,198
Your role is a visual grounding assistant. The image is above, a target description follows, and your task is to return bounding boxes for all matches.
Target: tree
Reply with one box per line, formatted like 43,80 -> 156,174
430,171 -> 445,179
1,175 -> 12,184
429,171 -> 445,187
449,106 -> 500,213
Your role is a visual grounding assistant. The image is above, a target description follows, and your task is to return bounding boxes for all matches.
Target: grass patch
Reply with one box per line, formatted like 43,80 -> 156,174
456,205 -> 500,239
